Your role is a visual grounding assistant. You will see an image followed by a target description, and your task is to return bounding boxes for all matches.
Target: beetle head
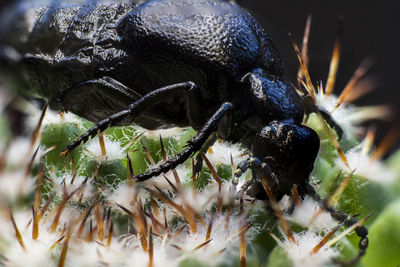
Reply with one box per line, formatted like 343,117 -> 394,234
248,121 -> 320,199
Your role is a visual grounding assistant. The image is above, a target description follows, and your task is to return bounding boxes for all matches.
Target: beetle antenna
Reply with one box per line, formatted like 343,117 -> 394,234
304,183 -> 369,266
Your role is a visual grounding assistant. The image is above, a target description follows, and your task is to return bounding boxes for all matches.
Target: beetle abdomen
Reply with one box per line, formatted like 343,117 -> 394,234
120,0 -> 283,80
0,0 -> 143,99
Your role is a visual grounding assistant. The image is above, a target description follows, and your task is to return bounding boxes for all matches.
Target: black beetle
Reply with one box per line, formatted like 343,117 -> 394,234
0,0 -> 315,187
0,0 -> 367,263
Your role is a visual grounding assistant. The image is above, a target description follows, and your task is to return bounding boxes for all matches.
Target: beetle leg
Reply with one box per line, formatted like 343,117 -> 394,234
317,107 -> 344,140
62,108 -> 131,155
304,182 -> 368,266
186,84 -> 219,174
233,157 -> 279,200
135,102 -> 234,181
54,76 -> 142,123
62,81 -> 202,155
235,179 -> 253,199
193,133 -> 217,174
233,157 -> 255,184
185,82 -> 209,129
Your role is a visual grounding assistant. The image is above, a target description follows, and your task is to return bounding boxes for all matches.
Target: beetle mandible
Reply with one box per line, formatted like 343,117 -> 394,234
0,0 -> 368,263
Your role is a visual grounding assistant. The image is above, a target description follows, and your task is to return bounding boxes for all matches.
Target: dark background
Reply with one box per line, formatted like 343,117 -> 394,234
1,0 -> 399,148
239,0 -> 400,149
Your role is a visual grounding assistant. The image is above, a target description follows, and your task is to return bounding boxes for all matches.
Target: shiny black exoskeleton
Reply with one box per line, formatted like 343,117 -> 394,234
0,0 -> 315,193
0,0 -> 367,263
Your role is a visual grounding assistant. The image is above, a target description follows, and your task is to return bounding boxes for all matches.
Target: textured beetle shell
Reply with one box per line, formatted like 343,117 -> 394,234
0,0 -> 141,99
120,0 -> 283,80
0,0 -> 296,130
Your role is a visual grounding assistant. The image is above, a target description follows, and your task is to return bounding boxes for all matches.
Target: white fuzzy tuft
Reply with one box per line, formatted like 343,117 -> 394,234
26,105 -> 83,131
42,110 -> 82,127
337,143 -> 396,184
206,139 -> 246,167
49,172 -> 95,202
137,126 -> 186,139
0,210 -> 60,267
289,197 -> 338,232
4,138 -> 33,167
0,171 -> 35,202
107,182 -> 137,209
84,136 -> 125,163
140,164 -> 191,192
282,230 -> 339,267
171,214 -> 249,265
315,93 -> 379,137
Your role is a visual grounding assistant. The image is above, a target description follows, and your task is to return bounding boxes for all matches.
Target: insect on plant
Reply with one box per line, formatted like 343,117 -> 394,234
0,0 -> 368,264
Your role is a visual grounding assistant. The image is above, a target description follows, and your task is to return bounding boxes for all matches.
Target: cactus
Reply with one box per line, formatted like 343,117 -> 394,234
0,21 -> 399,267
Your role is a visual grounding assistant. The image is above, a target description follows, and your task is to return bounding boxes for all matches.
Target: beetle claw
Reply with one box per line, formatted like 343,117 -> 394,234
60,149 -> 69,157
